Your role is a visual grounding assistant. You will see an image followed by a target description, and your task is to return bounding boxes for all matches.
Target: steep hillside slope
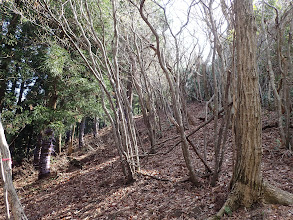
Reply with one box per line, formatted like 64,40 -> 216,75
0,102 -> 292,219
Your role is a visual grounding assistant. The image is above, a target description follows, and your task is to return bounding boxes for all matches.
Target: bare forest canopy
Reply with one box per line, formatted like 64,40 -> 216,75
0,0 -> 292,219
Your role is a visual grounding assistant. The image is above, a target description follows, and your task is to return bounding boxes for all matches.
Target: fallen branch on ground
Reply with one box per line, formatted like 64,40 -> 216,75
186,137 -> 213,173
138,172 -> 171,182
174,102 -> 233,147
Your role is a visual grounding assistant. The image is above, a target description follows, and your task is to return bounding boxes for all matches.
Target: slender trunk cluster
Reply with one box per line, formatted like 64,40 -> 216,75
134,0 -> 200,186
261,1 -> 293,150
130,39 -> 157,153
42,0 -> 141,182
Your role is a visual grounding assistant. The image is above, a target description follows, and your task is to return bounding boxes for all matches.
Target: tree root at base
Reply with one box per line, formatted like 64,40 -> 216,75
207,196 -> 236,220
207,180 -> 293,220
262,180 -> 293,205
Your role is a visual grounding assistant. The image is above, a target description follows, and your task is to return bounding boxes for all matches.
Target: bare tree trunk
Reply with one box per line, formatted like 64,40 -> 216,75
99,88 -> 131,181
0,118 -> 27,219
204,96 -> 214,165
202,49 -> 212,100
201,0 -> 232,186
261,2 -> 286,148
202,63 -> 209,100
211,70 -> 232,186
126,70 -> 134,109
196,73 -> 203,101
0,79 -> 6,113
180,79 -> 190,129
129,38 -> 156,153
58,133 -> 62,154
79,117 -> 86,148
15,78 -> 24,115
204,0 -> 220,187
229,0 -> 263,206
284,20 -> 292,150
67,125 -> 75,155
210,32 -> 219,187
38,128 -> 54,179
93,116 -> 99,138
33,133 -> 42,170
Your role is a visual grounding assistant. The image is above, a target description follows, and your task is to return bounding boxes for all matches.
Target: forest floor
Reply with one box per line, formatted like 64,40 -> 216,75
0,102 -> 293,220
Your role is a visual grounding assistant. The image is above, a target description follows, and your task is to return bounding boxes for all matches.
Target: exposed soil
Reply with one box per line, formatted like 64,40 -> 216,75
0,102 -> 292,219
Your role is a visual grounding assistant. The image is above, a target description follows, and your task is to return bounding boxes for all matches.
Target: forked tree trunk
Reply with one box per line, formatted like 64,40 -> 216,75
211,71 -> 232,186
0,119 -> 27,219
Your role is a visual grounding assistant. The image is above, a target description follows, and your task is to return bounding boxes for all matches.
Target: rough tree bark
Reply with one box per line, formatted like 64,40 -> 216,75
230,0 -> 265,206
210,0 -> 293,218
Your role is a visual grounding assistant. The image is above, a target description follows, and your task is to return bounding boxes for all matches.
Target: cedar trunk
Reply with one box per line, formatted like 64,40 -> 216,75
211,2 -> 293,218
229,0 -> 263,208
